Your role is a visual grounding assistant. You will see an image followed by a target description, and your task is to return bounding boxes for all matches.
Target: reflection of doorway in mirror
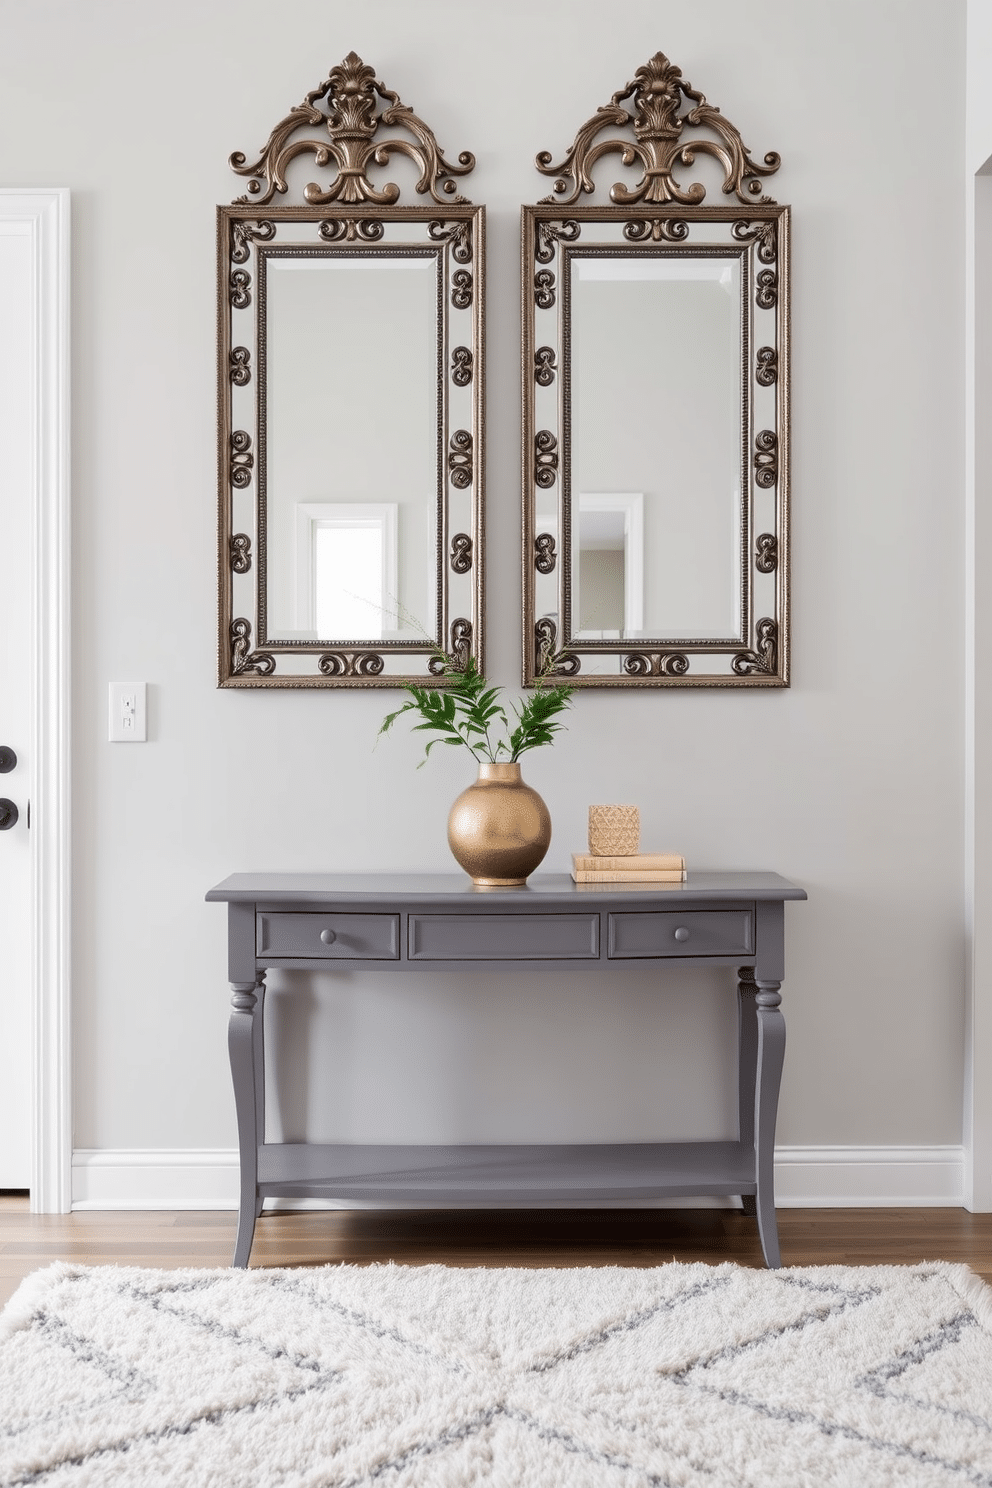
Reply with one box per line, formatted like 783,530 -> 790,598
294,503 -> 398,641
575,493 -> 644,638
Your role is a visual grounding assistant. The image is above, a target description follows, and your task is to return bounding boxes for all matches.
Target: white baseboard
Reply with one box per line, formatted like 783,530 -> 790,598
72,1149 -> 241,1210
772,1146 -> 964,1207
70,1145 -> 965,1211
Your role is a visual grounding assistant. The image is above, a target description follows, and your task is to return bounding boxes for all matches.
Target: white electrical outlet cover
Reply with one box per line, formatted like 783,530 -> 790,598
109,682 -> 147,742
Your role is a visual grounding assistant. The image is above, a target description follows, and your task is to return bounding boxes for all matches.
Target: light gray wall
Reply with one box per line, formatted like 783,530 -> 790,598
0,0 -> 965,1156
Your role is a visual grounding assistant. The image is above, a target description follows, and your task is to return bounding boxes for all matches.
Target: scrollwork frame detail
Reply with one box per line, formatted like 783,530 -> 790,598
229,51 -> 475,208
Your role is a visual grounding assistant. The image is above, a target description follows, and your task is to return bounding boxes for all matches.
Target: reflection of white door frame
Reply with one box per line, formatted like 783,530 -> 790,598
576,492 -> 644,634
294,502 -> 398,637
0,190 -> 71,1212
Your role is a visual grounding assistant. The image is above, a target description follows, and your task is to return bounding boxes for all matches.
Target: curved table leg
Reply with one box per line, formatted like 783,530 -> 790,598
754,979 -> 785,1268
737,968 -> 758,1217
253,972 -> 266,1219
229,974 -> 264,1267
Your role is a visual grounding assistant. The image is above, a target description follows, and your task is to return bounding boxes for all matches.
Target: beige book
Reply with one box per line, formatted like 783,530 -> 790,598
571,869 -> 687,883
572,853 -> 685,872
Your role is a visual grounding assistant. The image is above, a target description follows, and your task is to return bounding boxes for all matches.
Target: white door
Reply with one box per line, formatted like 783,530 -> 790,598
0,189 -> 70,1210
0,220 -> 34,1186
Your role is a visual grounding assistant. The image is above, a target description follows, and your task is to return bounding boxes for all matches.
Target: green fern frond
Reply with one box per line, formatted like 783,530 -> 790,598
378,647 -> 573,768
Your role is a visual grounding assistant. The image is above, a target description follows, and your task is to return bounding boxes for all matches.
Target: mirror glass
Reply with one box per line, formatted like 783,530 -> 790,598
264,254 -> 439,643
570,254 -> 742,641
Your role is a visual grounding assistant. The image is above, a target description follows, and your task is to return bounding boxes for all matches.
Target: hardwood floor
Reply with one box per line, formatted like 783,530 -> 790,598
1,1198 -> 989,1307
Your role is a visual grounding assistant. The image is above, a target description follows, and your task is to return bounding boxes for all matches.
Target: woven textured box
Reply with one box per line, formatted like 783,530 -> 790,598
588,804 -> 640,857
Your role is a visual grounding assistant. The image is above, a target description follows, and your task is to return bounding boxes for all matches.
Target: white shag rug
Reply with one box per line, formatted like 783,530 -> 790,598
2,1260 -> 991,1487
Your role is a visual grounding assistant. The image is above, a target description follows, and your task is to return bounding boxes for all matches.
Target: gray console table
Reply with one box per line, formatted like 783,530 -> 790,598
206,871 -> 806,1269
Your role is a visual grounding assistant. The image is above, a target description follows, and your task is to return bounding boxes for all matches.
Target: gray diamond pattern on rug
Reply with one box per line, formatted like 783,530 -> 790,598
1,1260 -> 991,1486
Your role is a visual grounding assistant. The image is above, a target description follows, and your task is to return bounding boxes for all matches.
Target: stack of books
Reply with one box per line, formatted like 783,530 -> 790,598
571,853 -> 686,883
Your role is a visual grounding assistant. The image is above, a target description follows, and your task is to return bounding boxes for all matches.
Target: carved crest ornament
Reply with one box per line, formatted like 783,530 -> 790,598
536,51 -> 780,208
229,51 -> 475,208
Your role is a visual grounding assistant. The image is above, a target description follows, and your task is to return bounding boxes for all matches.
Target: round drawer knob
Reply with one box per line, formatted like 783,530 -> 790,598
319,928 -> 337,945
674,927 -> 690,942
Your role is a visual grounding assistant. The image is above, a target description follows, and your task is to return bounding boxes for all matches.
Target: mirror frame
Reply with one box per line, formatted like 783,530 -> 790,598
521,53 -> 789,688
217,53 -> 485,688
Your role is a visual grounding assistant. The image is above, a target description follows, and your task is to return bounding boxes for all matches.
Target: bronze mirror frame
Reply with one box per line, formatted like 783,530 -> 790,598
521,53 -> 789,687
218,53 -> 484,687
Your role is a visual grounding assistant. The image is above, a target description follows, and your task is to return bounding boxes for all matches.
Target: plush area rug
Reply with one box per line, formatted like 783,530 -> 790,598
1,1259 -> 991,1487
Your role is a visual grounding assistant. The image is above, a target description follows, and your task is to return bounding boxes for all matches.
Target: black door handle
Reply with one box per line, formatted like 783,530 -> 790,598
0,798 -> 18,830
0,747 -> 16,774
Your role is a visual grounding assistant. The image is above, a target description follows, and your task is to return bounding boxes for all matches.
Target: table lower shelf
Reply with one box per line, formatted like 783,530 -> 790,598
255,1141 -> 757,1204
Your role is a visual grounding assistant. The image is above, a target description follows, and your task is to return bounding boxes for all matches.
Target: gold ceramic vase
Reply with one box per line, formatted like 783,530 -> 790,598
447,762 -> 552,886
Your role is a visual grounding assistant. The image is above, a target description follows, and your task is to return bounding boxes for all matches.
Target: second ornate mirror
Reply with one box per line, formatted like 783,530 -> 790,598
218,54 -> 484,687
522,53 -> 789,686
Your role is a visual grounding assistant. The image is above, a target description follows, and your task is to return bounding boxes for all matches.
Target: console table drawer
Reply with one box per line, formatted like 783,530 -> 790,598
409,913 -> 599,961
608,910 -> 753,959
257,912 -> 400,960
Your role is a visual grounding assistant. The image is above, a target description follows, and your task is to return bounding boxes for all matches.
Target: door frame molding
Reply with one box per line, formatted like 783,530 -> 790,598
0,190 -> 72,1211
966,164 -> 992,1213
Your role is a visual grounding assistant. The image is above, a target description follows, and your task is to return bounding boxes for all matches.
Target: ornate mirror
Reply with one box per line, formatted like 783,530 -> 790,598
522,53 -> 789,687
218,53 -> 484,687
